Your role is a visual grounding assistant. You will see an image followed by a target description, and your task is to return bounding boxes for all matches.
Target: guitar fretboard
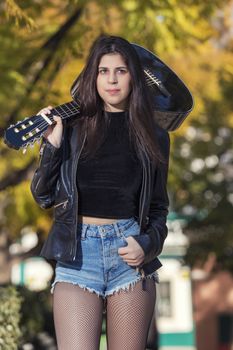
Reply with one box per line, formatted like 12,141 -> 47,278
48,100 -> 80,121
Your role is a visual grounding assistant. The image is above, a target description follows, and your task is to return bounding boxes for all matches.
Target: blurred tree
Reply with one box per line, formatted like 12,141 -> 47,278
0,0 -> 232,273
2,0 -> 35,28
0,285 -> 22,349
170,48 -> 233,271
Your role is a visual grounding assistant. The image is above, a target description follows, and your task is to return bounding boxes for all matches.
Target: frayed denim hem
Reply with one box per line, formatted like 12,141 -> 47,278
50,280 -> 105,298
104,271 -> 159,298
50,271 -> 159,298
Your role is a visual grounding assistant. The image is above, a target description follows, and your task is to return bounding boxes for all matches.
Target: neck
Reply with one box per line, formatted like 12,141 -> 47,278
104,107 -> 125,112
104,101 -> 128,112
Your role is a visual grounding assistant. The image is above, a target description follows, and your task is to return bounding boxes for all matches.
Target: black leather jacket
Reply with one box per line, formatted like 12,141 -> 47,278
31,121 -> 170,275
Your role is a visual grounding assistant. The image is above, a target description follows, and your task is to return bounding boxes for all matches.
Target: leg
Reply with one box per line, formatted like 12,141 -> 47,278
53,282 -> 104,350
106,279 -> 156,350
147,310 -> 159,349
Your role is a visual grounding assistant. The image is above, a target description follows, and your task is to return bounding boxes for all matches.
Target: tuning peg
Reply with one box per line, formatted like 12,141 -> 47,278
22,148 -> 27,154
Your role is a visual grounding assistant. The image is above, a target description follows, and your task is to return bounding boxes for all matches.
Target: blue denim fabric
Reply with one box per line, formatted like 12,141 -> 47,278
51,217 -> 158,297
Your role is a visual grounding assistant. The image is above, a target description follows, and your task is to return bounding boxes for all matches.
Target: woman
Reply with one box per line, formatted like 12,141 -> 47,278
31,35 -> 170,350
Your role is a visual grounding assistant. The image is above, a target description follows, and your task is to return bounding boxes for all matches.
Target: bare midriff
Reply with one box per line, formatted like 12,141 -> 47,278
78,215 -> 118,225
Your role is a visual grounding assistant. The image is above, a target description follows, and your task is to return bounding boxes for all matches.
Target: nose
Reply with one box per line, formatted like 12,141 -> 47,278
108,71 -> 117,84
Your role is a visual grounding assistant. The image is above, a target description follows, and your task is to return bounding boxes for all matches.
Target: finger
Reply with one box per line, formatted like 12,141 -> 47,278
119,252 -> 129,256
122,258 -> 141,265
124,258 -> 144,265
119,248 -> 136,256
53,116 -> 62,123
38,106 -> 53,114
126,261 -> 140,266
122,255 -> 140,262
122,257 -> 137,263
118,247 -> 129,255
37,109 -> 51,116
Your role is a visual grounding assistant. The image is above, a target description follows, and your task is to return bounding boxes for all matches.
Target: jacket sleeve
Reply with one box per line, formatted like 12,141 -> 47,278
30,139 -> 63,209
134,130 -> 170,264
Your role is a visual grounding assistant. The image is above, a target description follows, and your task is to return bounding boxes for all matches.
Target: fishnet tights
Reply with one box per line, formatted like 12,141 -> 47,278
106,279 -> 156,350
53,280 -> 156,350
53,282 -> 103,350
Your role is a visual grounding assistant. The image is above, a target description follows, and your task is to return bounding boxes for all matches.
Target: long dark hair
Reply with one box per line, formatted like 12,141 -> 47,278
71,34 -> 163,164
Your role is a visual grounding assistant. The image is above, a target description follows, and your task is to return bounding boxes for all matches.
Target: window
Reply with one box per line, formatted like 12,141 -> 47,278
158,281 -> 172,318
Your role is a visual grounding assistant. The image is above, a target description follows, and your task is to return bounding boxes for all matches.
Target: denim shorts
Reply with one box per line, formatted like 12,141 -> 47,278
51,217 -> 159,298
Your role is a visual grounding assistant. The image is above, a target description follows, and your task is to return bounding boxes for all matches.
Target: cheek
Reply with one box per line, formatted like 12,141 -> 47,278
124,79 -> 132,95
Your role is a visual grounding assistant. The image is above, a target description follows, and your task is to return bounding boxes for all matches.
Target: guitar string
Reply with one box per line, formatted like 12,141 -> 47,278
20,105 -> 79,142
25,111 -> 76,135
29,103 -> 79,130
22,112 -> 74,137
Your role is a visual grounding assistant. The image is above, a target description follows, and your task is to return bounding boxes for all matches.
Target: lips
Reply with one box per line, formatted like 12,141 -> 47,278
106,89 -> 120,95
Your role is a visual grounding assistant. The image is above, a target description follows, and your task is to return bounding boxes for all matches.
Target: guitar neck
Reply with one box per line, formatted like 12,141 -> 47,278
50,100 -> 80,120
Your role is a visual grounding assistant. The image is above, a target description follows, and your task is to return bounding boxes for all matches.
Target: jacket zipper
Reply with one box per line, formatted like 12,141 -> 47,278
139,158 -> 146,231
54,199 -> 68,209
60,131 -> 69,196
35,178 -> 41,192
72,133 -> 87,260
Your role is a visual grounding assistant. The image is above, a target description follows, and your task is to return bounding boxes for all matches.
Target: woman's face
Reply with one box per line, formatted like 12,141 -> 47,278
96,53 -> 131,112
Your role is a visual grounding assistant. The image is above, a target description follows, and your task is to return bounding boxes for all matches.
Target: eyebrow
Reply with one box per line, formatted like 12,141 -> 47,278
98,66 -> 128,69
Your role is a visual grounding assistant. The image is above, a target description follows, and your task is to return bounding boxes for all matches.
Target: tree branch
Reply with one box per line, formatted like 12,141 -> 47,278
2,6 -> 83,132
0,158 -> 36,191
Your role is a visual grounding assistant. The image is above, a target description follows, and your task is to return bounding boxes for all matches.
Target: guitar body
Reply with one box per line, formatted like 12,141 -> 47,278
132,44 -> 193,131
4,43 -> 193,150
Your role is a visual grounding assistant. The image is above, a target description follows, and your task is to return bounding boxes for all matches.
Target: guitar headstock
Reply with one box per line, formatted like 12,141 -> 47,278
4,114 -> 49,150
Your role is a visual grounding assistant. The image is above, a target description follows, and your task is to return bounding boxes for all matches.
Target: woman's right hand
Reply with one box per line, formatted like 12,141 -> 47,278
37,106 -> 63,148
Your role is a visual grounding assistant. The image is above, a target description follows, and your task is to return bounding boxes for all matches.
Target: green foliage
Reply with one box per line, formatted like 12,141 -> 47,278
0,286 -> 22,350
0,285 -> 54,348
17,286 -> 54,343
2,180 -> 52,239
2,0 -> 35,28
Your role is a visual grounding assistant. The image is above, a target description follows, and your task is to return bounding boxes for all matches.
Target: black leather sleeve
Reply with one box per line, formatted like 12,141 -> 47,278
134,130 -> 170,263
30,139 -> 62,209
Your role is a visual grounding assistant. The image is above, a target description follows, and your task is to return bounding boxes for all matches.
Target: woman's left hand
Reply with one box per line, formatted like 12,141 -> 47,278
118,236 -> 145,266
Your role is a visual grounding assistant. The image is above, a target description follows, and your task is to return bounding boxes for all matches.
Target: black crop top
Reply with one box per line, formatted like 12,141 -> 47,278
77,111 -> 143,218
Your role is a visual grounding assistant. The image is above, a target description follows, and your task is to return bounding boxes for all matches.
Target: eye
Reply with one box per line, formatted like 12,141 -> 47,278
98,68 -> 108,74
117,68 -> 128,74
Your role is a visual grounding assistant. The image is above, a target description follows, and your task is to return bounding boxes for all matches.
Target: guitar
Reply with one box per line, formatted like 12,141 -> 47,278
4,44 -> 193,150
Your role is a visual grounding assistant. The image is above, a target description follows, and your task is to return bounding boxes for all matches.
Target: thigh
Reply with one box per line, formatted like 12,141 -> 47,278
53,282 -> 104,350
106,279 -> 156,350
